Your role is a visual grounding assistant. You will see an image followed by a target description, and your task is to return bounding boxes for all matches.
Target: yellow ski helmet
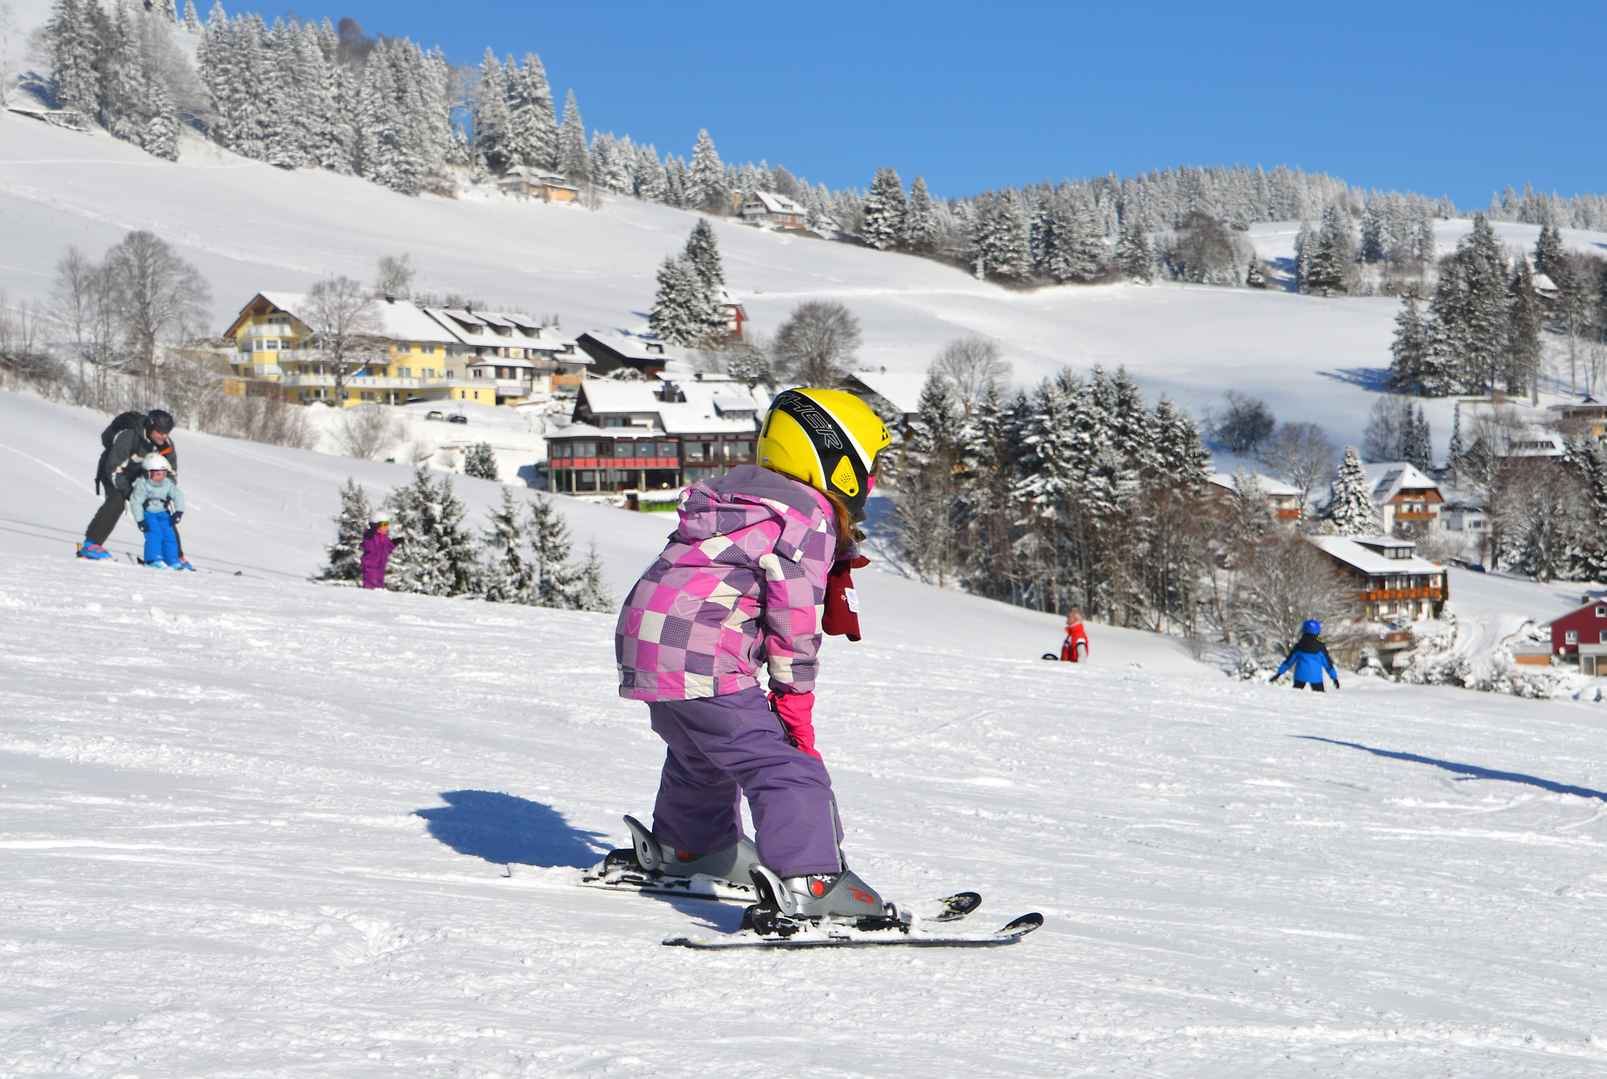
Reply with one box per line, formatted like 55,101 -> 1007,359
757,388 -> 891,521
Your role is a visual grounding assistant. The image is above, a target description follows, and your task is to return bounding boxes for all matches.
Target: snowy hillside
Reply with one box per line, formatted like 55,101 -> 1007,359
8,111 -> 1607,461
6,391 -> 1607,1076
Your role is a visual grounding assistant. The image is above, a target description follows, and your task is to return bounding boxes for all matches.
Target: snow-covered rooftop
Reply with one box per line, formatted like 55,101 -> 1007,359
844,369 -> 927,416
1361,462 -> 1439,503
257,292 -> 459,345
576,376 -> 769,436
422,307 -> 568,353
1207,471 -> 1302,498
744,190 -> 807,215
1309,535 -> 1444,576
578,330 -> 683,365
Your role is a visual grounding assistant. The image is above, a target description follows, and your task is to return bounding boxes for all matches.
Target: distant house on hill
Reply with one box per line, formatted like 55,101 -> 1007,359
740,191 -> 808,230
1360,462 -> 1443,536
1551,398 -> 1607,439
497,166 -> 580,204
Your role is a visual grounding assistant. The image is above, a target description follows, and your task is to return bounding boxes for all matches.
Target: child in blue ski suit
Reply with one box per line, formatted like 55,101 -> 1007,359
129,454 -> 189,570
1272,619 -> 1339,691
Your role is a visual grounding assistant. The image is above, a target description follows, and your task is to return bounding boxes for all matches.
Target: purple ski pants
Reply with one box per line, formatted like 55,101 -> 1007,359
647,686 -> 843,878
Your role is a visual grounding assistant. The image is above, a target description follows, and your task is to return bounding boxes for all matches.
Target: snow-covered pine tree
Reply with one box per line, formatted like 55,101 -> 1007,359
464,442 -> 498,480
480,489 -> 536,604
1533,222 -> 1564,278
557,88 -> 589,183
320,478 -> 371,582
472,49 -> 512,174
970,192 -> 1031,281
1246,257 -> 1266,288
1568,439 -> 1607,580
571,542 -> 614,613
905,176 -> 938,252
1506,258 -> 1543,397
1115,215 -> 1153,283
143,74 -> 179,160
1412,216 -> 1436,270
634,142 -> 668,202
1150,397 -> 1212,488
892,371 -> 963,586
506,53 -> 558,171
45,0 -> 97,115
682,218 -> 725,291
1404,405 -> 1432,472
260,19 -> 304,170
183,0 -> 200,31
1323,447 -> 1382,536
1456,214 -> 1511,393
687,129 -> 726,212
1305,205 -> 1356,294
98,0 -> 147,146
159,0 -> 178,22
648,255 -> 714,346
860,167 -> 907,251
1388,291 -> 1430,392
1292,220 -> 1313,293
385,469 -> 482,597
1422,255 -> 1469,396
528,494 -> 580,608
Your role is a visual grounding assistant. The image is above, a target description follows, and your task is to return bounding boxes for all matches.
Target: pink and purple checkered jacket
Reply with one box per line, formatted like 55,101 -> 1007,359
616,465 -> 838,702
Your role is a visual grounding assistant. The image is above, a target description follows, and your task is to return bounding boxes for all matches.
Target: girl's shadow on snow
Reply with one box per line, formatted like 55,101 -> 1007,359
415,790 -> 611,869
1296,736 -> 1607,801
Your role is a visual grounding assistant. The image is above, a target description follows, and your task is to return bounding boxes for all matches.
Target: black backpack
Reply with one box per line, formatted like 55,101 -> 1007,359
95,411 -> 148,494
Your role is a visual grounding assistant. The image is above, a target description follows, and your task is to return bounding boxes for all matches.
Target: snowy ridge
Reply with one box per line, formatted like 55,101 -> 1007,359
4,390 -> 1607,1075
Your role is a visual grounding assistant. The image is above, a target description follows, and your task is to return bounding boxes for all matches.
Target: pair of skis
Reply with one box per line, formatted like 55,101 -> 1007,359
580,821 -> 1043,951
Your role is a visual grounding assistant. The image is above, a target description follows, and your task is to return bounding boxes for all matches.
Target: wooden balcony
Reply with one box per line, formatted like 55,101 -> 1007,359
1395,510 -> 1439,521
1360,587 -> 1444,602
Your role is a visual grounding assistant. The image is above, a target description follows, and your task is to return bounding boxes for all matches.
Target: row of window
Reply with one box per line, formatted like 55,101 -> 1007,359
549,439 -> 756,461
1563,630 -> 1607,645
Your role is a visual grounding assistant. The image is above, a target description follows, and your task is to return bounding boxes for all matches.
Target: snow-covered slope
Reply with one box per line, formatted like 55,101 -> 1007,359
9,112 -> 1607,461
6,391 -> 1607,1076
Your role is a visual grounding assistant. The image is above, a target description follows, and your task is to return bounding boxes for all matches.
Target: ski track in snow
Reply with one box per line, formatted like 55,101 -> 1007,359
2,406 -> 1607,1075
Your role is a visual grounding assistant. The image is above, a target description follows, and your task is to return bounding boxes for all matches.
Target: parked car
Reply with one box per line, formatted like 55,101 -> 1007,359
425,410 -> 445,421
447,413 -> 468,425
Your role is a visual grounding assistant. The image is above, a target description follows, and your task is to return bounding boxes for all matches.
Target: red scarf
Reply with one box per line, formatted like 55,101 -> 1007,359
823,555 -> 870,641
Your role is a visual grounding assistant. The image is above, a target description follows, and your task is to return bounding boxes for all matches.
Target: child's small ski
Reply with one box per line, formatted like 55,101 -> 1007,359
663,911 -> 1042,951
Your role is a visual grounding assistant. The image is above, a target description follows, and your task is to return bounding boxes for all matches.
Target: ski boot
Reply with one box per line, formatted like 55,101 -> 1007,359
76,541 -> 112,561
583,815 -> 761,900
144,560 -> 169,570
744,861 -> 894,937
172,560 -> 195,571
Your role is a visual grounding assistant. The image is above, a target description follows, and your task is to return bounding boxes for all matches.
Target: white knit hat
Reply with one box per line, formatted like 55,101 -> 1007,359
141,453 -> 173,473
369,511 -> 392,525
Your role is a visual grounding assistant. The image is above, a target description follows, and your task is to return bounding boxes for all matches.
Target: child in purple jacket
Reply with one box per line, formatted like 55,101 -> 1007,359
360,513 -> 395,589
613,389 -> 891,923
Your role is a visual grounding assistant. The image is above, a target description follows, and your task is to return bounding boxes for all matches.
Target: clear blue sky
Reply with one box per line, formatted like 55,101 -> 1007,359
266,0 -> 1601,207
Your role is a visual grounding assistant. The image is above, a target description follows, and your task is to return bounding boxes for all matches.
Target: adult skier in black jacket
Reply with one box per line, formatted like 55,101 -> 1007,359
78,410 -> 179,560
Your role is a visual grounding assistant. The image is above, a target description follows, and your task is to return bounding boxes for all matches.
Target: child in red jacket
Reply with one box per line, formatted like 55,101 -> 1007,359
1060,610 -> 1090,662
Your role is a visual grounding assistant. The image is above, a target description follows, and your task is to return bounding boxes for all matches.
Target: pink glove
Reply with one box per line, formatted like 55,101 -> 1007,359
768,690 -> 821,760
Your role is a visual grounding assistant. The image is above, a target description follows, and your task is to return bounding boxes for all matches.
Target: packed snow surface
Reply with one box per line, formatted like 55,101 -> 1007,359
4,391 -> 1607,1077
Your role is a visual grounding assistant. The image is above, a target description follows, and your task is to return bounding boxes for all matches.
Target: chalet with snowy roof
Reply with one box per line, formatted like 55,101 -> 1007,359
1532,272 -> 1560,301
574,331 -> 682,379
740,191 -> 808,229
545,375 -> 771,496
222,292 -> 472,407
496,166 -> 580,204
1309,535 -> 1448,624
1359,462 -> 1442,535
1454,398 -> 1567,460
1545,600 -> 1607,673
1206,471 -> 1303,524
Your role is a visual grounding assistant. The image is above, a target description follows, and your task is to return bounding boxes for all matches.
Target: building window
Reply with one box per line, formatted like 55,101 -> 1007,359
658,441 -> 676,457
1596,607 -> 1606,618
1567,630 -> 1579,645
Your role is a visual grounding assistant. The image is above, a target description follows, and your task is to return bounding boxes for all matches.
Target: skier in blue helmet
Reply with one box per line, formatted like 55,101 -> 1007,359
1272,618 -> 1339,692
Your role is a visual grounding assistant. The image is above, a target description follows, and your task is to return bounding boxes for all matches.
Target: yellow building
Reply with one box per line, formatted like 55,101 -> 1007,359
222,292 -> 469,407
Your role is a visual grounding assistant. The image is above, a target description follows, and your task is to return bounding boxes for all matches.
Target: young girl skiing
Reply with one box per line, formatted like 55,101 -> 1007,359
129,454 -> 190,571
614,388 -> 891,921
1061,609 -> 1090,662
360,513 -> 396,590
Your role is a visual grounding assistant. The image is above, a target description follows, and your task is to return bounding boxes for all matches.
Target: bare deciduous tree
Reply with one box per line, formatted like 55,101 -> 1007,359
1213,534 -> 1363,663
301,276 -> 386,403
374,254 -> 416,299
159,347 -> 229,431
932,335 -> 1010,415
1257,421 -> 1338,509
772,301 -> 861,387
334,403 -> 400,460
102,231 -> 212,392
1207,390 -> 1276,454
52,247 -> 119,403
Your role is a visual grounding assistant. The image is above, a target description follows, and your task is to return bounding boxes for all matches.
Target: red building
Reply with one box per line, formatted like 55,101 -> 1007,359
1547,600 -> 1607,659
